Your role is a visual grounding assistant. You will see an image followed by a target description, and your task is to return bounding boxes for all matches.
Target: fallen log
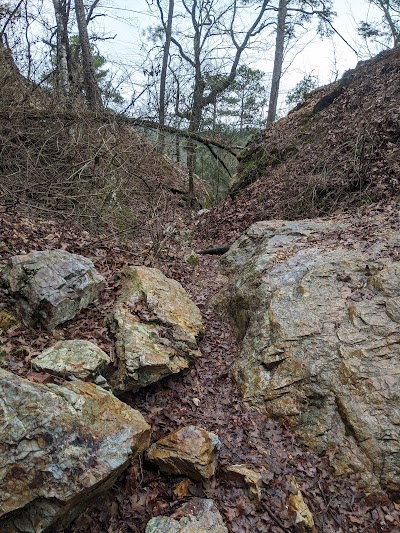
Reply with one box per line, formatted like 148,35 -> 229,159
196,246 -> 230,255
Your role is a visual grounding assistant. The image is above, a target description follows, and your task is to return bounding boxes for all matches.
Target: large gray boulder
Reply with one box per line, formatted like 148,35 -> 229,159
109,266 -> 203,393
0,368 -> 150,532
216,219 -> 400,494
3,250 -> 105,330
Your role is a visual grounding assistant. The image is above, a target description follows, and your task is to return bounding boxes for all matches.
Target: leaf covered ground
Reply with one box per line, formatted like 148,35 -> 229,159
1,206 -> 400,533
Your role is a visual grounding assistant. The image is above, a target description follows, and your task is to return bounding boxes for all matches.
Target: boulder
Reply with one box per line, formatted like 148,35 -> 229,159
216,219 -> 400,494
0,368 -> 150,532
2,250 -> 105,330
146,426 -> 220,481
33,340 -> 111,382
109,266 -> 203,393
145,498 -> 228,533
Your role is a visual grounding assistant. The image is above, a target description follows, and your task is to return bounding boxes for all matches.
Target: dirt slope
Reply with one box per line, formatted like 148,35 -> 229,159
199,47 -> 400,244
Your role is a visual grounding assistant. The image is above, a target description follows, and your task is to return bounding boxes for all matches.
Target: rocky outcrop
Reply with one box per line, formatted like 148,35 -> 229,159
33,340 -> 111,382
145,498 -> 228,533
109,266 -> 203,393
147,426 -> 220,481
0,368 -> 150,532
2,250 -> 104,330
216,219 -> 400,495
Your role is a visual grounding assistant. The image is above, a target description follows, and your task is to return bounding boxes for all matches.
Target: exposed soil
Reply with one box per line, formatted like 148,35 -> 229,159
1,207 -> 400,532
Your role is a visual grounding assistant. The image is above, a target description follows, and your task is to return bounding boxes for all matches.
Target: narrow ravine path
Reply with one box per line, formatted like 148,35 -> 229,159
67,252 -> 398,533
0,210 -> 398,532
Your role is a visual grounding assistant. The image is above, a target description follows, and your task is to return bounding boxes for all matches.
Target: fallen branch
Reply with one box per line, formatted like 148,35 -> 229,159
197,245 -> 231,255
124,117 -> 242,159
0,109 -> 242,159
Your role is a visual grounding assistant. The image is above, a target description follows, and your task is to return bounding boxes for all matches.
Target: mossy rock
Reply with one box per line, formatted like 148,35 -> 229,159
0,310 -> 18,334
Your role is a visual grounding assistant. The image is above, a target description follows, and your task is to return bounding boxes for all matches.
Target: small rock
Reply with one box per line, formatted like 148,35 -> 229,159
224,464 -> 263,504
173,478 -> 192,498
33,340 -> 111,382
2,250 -> 105,330
147,426 -> 220,481
288,476 -> 315,532
145,498 -> 228,533
0,310 -> 18,333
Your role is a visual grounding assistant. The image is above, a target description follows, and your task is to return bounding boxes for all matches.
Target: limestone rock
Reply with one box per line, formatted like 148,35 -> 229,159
0,368 -> 150,532
33,340 -> 111,382
109,266 -> 203,393
145,498 -> 228,533
217,219 -> 400,493
147,426 -> 220,481
224,464 -> 263,504
288,477 -> 314,532
2,250 -> 105,330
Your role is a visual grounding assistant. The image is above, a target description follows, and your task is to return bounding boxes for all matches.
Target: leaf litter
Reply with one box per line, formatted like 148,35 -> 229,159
0,208 -> 399,532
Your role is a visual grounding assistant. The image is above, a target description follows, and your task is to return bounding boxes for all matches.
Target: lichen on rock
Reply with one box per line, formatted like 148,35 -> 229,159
216,219 -> 400,494
2,250 -> 105,330
0,368 -> 150,532
109,266 -> 203,393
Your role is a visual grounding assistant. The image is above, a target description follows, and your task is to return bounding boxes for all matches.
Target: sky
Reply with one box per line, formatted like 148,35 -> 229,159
90,0 -> 384,116
28,0 -> 385,117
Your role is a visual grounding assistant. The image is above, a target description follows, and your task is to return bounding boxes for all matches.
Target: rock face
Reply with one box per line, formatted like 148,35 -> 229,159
145,498 -> 228,533
147,426 -> 220,481
216,219 -> 400,494
0,368 -> 150,532
3,250 -> 105,330
33,340 -> 111,382
109,266 -> 203,393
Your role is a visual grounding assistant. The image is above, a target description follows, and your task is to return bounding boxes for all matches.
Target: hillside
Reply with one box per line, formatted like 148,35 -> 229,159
0,45 -> 194,240
199,47 -> 400,244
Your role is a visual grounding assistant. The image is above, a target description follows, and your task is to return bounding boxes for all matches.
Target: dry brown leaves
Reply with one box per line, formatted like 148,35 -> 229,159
1,207 -> 399,532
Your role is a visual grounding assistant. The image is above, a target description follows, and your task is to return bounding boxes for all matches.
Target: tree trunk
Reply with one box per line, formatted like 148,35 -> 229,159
266,0 -> 287,125
376,0 -> 400,47
158,0 -> 174,151
74,0 -> 102,109
52,0 -> 70,96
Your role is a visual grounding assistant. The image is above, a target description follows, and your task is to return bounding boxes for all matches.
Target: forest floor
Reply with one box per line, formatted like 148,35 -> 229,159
1,205 -> 400,532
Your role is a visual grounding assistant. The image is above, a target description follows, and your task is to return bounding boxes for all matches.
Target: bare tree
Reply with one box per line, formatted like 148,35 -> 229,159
266,0 -> 335,125
74,0 -> 102,109
52,0 -> 70,96
267,0 -> 287,125
358,0 -> 400,49
156,0 -> 174,151
154,0 -> 271,203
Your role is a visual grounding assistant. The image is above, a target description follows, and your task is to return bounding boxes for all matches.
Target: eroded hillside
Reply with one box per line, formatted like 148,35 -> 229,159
199,47 -> 400,244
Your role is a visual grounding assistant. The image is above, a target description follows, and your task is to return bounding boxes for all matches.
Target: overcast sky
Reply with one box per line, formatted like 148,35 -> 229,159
30,0 -> 384,117
88,0 -> 383,115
